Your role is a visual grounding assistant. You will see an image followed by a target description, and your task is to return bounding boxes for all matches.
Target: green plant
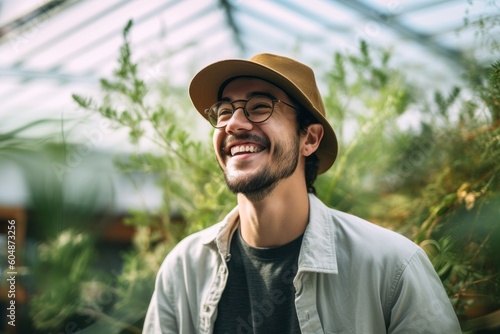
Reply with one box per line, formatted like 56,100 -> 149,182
413,61 -> 500,322
66,20 -> 235,332
26,13 -> 499,333
315,32 -> 500,330
317,41 -> 417,230
29,230 -> 105,330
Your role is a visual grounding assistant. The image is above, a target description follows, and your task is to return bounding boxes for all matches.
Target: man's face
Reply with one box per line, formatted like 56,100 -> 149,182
212,77 -> 302,200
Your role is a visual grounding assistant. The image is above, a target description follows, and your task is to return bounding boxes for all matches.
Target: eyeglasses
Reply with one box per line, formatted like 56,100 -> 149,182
204,95 -> 296,128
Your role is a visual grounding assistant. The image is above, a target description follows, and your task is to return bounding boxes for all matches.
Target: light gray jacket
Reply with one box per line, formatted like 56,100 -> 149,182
143,194 -> 461,333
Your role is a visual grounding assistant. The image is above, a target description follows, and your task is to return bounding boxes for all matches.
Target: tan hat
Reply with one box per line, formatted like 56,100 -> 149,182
189,53 -> 338,174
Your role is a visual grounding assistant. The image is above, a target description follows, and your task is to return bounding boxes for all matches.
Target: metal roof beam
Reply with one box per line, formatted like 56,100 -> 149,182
0,67 -> 96,83
334,0 -> 463,65
8,0 -> 134,68
0,0 -> 81,40
39,0 -> 183,72
275,0 -> 350,33
395,0 -> 462,16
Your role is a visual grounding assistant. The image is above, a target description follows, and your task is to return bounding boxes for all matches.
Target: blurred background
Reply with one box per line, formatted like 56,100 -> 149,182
0,0 -> 499,333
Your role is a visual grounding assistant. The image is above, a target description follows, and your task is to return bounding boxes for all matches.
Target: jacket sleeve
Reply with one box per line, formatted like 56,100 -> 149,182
142,260 -> 179,334
387,248 -> 462,334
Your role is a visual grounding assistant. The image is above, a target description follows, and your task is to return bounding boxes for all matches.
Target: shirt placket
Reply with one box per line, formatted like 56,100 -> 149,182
295,272 -> 323,333
199,261 -> 229,333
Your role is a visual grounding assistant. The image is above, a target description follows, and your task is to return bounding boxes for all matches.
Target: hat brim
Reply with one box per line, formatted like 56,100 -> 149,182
189,59 -> 338,174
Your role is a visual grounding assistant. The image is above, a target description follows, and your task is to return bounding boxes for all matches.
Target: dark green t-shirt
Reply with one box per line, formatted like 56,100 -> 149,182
213,228 -> 303,334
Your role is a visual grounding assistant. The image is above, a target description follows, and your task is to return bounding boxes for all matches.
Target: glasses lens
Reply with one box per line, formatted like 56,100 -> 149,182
245,96 -> 273,123
209,101 -> 233,127
207,96 -> 275,128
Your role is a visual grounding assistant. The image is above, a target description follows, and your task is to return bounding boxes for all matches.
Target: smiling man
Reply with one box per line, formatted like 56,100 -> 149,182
143,54 -> 461,333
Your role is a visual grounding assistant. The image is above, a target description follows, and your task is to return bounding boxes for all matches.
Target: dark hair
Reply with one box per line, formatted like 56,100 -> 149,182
295,103 -> 320,194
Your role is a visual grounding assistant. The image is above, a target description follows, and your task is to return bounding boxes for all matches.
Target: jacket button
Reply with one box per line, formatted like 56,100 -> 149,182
203,304 -> 210,312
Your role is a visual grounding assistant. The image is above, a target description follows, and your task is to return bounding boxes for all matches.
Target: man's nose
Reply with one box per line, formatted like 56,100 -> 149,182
225,107 -> 253,134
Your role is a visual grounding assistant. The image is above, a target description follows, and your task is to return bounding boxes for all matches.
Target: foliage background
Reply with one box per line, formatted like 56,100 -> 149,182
1,11 -> 498,334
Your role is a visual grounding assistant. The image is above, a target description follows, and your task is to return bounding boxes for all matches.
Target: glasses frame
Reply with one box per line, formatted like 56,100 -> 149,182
204,94 -> 296,129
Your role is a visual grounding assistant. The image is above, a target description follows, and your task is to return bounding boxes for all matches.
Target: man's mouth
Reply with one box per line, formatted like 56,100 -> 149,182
230,144 -> 264,156
222,134 -> 270,157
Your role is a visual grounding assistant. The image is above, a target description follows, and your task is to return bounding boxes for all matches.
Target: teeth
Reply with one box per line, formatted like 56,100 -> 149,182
230,144 -> 261,156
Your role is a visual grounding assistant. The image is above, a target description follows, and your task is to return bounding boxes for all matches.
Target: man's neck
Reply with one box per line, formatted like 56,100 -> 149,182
236,178 -> 310,248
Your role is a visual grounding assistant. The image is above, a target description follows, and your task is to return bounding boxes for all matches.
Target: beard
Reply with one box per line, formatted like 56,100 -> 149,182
221,133 -> 300,201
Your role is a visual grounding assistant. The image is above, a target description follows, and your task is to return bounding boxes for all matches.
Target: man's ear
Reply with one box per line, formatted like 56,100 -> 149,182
301,124 -> 324,157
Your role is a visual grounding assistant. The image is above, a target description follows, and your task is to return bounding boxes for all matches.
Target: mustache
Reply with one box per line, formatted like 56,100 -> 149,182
221,134 -> 270,154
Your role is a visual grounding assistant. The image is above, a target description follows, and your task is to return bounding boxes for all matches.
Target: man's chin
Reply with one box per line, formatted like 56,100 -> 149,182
225,157 -> 261,173
224,164 -> 260,180
224,170 -> 279,200
224,173 -> 257,192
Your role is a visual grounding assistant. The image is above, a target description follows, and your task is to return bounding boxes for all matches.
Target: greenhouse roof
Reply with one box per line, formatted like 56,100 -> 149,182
0,0 -> 498,136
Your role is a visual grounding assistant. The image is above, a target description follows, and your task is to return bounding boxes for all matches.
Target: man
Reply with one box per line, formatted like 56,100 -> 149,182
143,53 -> 461,333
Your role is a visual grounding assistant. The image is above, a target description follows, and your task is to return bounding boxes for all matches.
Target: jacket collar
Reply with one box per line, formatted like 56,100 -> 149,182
203,194 -> 338,274
201,206 -> 238,251
298,194 -> 338,274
